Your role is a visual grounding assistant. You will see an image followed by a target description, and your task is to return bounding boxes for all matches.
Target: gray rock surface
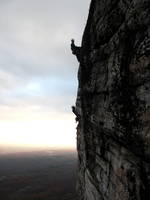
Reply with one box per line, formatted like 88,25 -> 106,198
72,0 -> 150,199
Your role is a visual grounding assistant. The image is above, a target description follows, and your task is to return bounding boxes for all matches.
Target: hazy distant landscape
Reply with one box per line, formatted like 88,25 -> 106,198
0,148 -> 77,200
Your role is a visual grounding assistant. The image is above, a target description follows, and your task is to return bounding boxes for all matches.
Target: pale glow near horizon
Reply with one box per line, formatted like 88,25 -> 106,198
0,114 -> 76,148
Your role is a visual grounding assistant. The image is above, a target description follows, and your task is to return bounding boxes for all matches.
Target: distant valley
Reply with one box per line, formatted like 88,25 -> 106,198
0,148 -> 77,200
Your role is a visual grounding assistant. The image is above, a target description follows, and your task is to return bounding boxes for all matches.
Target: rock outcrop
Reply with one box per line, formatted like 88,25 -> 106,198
73,0 -> 150,199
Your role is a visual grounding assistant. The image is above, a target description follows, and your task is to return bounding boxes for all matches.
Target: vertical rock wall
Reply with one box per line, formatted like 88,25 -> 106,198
74,0 -> 150,199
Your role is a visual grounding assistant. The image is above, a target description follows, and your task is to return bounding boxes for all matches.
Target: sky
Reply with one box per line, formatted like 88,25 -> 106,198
0,0 -> 91,149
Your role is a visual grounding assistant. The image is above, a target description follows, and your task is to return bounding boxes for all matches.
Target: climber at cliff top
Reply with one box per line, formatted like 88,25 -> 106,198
71,39 -> 81,62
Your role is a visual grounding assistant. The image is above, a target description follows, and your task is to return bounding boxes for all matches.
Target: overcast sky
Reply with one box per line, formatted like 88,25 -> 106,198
0,0 -> 91,148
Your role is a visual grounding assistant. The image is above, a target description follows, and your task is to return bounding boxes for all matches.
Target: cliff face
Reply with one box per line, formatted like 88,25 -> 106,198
74,0 -> 150,199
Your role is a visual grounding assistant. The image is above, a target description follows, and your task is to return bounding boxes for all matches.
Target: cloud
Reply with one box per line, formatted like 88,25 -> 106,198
0,0 -> 90,123
0,0 -> 90,77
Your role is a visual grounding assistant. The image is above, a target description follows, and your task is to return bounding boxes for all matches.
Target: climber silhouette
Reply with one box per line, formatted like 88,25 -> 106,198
71,39 -> 81,62
72,106 -> 80,122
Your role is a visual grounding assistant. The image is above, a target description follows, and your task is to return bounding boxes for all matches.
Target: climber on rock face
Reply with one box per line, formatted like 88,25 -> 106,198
71,39 -> 75,53
72,106 -> 80,122
71,39 -> 81,62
